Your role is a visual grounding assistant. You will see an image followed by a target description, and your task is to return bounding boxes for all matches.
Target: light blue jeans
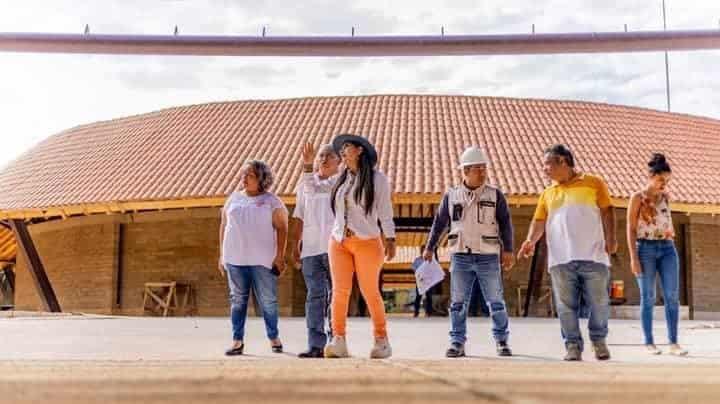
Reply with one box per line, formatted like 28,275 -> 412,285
549,261 -> 610,351
449,253 -> 509,345
636,239 -> 680,344
225,264 -> 279,341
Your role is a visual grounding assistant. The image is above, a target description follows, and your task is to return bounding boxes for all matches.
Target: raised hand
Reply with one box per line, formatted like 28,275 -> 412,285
302,142 -> 316,166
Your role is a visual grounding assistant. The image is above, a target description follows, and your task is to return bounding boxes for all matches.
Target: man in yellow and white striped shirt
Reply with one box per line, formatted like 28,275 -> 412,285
518,144 -> 617,362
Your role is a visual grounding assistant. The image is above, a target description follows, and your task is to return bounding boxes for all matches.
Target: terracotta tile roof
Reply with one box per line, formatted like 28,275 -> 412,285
2,95 -> 720,215
0,227 -> 15,262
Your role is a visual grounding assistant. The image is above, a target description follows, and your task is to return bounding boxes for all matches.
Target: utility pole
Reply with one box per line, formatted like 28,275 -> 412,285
663,0 -> 671,112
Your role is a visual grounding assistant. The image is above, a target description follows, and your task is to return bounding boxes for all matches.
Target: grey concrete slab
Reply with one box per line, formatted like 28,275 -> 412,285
1,315 -> 718,363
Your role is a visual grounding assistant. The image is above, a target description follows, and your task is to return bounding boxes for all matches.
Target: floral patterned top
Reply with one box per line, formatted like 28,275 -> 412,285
637,192 -> 675,240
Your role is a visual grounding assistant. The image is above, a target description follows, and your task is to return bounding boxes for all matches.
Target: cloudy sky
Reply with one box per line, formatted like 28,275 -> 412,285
2,0 -> 720,169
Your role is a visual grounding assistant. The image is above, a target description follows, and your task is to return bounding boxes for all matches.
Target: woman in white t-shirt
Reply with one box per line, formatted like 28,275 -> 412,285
219,160 -> 288,356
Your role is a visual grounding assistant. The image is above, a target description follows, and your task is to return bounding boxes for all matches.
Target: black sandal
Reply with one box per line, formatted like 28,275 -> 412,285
225,343 -> 244,356
272,344 -> 283,354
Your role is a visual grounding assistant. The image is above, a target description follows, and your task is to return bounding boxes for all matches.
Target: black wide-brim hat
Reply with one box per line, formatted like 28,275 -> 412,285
331,134 -> 378,168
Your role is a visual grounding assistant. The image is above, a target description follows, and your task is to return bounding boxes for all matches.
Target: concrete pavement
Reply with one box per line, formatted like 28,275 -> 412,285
1,315 -> 720,403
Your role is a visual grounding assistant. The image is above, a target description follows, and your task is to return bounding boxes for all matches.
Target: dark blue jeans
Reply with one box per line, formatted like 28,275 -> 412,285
549,261 -> 610,351
636,239 -> 680,344
225,264 -> 279,341
301,253 -> 332,349
449,253 -> 510,345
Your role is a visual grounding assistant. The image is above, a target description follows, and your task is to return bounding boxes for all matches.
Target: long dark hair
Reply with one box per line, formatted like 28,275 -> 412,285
648,153 -> 671,175
331,143 -> 375,216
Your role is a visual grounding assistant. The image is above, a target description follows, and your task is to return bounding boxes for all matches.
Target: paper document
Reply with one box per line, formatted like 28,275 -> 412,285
414,260 -> 445,294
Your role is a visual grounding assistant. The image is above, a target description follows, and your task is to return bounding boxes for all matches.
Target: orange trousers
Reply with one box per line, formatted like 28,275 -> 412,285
328,236 -> 387,338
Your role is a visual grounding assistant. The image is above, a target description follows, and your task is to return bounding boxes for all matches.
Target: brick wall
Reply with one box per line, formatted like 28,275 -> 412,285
14,218 -> 119,313
687,216 -> 720,317
118,208 -> 300,316
14,208 -> 301,316
118,209 -> 227,316
11,205 -> 720,317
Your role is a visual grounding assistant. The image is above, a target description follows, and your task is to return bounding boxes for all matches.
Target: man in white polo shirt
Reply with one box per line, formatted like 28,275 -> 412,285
292,144 -> 341,358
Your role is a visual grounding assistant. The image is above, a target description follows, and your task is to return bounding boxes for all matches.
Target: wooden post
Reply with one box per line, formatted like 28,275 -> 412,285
9,219 -> 61,312
523,235 -> 547,317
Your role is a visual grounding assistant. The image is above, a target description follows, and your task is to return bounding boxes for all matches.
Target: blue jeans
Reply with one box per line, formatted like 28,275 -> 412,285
636,239 -> 680,344
549,261 -> 610,351
449,253 -> 509,344
301,253 -> 332,349
225,264 -> 279,341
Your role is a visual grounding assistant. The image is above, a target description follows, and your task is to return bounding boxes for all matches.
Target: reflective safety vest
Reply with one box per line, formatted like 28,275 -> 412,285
447,184 -> 501,255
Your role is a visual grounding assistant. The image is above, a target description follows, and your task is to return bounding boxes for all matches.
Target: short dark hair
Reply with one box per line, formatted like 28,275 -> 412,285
544,144 -> 575,167
648,153 -> 671,175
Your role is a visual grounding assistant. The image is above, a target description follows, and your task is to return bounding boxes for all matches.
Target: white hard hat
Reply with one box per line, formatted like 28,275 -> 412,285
457,146 -> 490,168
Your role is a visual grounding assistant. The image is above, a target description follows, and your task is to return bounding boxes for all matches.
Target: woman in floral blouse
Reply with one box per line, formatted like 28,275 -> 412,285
627,153 -> 687,356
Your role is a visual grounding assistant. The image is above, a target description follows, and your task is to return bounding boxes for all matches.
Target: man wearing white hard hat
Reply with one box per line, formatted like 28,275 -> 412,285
423,146 -> 515,358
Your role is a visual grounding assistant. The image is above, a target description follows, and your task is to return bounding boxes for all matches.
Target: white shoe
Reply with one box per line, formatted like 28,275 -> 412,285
645,344 -> 662,355
669,344 -> 688,356
370,337 -> 392,359
324,336 -> 350,358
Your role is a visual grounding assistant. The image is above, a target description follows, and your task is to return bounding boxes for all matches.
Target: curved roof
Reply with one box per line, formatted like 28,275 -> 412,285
2,94 -> 720,219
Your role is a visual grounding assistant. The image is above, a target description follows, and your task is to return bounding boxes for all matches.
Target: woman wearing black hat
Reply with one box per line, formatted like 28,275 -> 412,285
300,134 -> 396,359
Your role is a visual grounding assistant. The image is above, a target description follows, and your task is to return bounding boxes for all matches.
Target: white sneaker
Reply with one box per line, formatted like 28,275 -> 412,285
645,344 -> 662,355
669,344 -> 688,356
370,337 -> 392,359
324,336 -> 350,358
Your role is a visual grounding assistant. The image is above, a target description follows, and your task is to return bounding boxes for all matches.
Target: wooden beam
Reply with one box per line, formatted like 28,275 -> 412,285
523,235 -> 547,317
2,193 -> 720,221
394,217 -> 434,229
1,264 -> 14,291
9,219 -> 61,312
683,223 -> 694,320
